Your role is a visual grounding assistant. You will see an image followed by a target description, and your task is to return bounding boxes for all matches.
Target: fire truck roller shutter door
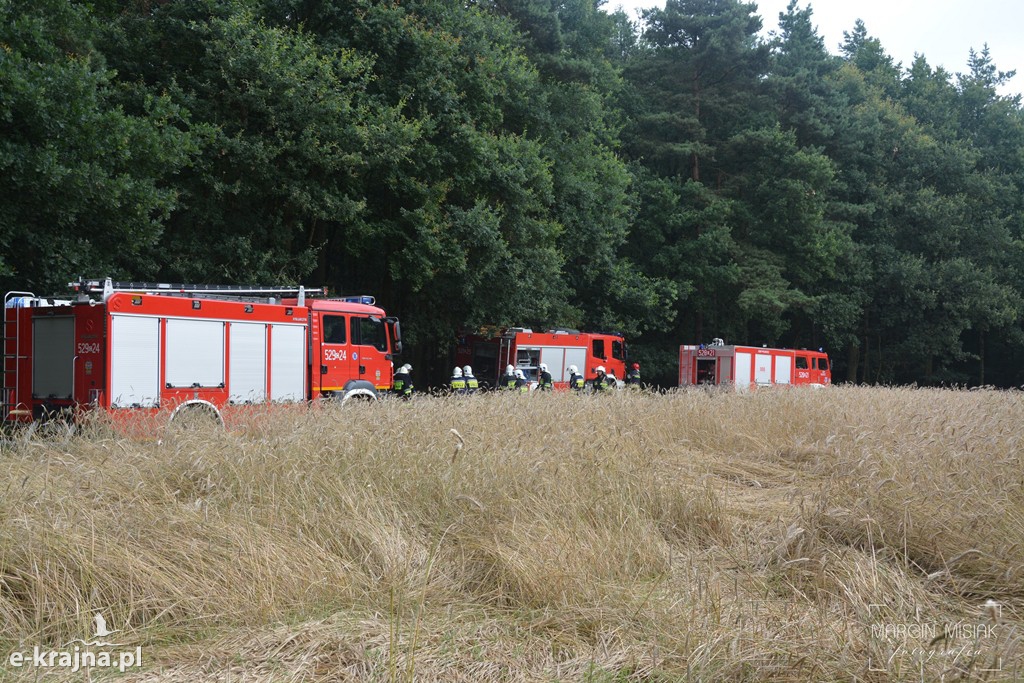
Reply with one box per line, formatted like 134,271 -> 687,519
735,352 -> 752,389
32,316 -> 74,400
775,354 -> 792,385
754,353 -> 772,385
110,315 -> 160,407
166,319 -> 225,389
540,348 -> 565,382
229,323 -> 268,404
271,324 -> 306,402
565,348 -> 586,379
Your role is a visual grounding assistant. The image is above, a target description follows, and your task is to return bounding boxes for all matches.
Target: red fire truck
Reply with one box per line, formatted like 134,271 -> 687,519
679,339 -> 831,389
454,328 -> 627,389
2,278 -> 402,427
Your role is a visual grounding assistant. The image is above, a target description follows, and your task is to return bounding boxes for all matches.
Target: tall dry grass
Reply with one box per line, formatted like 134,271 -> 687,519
0,386 -> 1021,681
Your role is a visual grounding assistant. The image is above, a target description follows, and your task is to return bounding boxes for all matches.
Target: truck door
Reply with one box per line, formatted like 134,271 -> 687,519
318,313 -> 351,396
794,354 -> 811,385
592,338 -> 606,367
32,313 -> 75,410
351,315 -> 389,389
814,355 -> 830,385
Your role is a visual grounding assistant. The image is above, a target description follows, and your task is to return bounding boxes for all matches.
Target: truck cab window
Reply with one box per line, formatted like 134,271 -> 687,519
353,316 -> 387,352
612,340 -> 624,360
593,339 -> 605,359
323,315 -> 347,344
795,356 -> 809,369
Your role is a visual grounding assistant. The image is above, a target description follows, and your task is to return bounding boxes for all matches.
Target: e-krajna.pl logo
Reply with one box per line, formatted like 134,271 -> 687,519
7,613 -> 143,674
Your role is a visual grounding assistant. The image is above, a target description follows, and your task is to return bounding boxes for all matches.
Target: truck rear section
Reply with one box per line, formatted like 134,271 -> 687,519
679,340 -> 831,389
454,328 -> 626,389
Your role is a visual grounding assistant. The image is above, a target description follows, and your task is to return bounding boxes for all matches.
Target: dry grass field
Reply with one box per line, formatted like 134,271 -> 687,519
1,386 -> 1022,681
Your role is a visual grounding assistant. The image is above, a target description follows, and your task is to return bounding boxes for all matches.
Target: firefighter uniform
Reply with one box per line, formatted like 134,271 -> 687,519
500,365 -> 518,390
569,365 -> 585,391
514,370 -> 530,393
626,363 -> 641,386
592,367 -> 611,392
538,363 -> 553,391
463,366 -> 480,394
449,367 -> 467,394
393,365 -> 413,398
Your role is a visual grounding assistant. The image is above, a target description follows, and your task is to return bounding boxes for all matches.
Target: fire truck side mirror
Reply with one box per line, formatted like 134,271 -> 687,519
384,317 -> 402,355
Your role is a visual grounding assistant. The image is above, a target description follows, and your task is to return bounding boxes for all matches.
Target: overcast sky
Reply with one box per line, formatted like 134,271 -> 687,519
607,0 -> 1024,97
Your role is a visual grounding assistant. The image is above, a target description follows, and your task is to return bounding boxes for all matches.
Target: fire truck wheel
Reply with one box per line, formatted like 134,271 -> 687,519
340,380 -> 379,405
168,401 -> 225,431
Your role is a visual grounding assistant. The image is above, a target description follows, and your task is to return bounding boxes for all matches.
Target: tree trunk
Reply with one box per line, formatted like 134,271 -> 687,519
979,328 -> 985,386
846,342 -> 860,383
692,77 -> 701,183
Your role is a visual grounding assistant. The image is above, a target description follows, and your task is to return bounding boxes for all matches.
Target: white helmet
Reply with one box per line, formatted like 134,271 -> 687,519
402,364 -> 411,373
514,369 -> 525,379
569,365 -> 579,374
506,364 -> 515,374
595,365 -> 606,374
539,363 -> 548,372
463,365 -> 474,376
453,366 -> 463,378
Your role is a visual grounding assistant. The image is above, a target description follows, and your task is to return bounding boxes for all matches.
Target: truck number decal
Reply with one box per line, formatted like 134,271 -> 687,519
696,349 -> 716,357
77,342 -> 102,355
323,348 -> 347,362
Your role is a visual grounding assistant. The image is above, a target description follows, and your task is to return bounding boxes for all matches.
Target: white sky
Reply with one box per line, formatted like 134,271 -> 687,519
607,0 -> 1024,97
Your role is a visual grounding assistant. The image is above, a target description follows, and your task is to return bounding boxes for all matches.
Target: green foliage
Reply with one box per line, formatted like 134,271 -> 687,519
0,0 -> 188,293
3,0 -> 1024,386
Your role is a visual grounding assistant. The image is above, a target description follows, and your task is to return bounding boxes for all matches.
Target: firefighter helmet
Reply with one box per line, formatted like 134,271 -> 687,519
569,365 -> 578,374
632,362 -> 640,370
595,365 -> 606,374
506,364 -> 514,374
514,369 -> 525,379
453,366 -> 463,378
463,365 -> 474,376
539,363 -> 548,372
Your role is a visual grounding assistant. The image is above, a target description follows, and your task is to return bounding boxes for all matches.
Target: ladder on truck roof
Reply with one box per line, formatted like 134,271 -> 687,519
69,277 -> 328,306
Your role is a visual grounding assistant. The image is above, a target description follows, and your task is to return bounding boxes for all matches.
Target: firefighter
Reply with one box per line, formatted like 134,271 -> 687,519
449,366 -> 467,394
592,365 -> 611,392
514,368 -> 530,393
626,362 -> 641,386
500,364 -> 518,390
568,364 -> 585,392
463,365 -> 479,394
538,362 -> 553,391
393,364 -> 413,398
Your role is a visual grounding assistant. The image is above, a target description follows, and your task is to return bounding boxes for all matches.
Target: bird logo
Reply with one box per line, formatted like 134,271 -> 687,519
93,613 -> 117,639
62,612 -> 125,648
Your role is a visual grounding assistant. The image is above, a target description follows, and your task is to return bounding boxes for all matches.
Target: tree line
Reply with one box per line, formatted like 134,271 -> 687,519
2,0 -> 1022,386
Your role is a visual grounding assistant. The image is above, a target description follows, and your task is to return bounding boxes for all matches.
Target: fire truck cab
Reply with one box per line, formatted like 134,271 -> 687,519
679,339 -> 830,389
454,328 -> 626,389
2,278 -> 402,427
